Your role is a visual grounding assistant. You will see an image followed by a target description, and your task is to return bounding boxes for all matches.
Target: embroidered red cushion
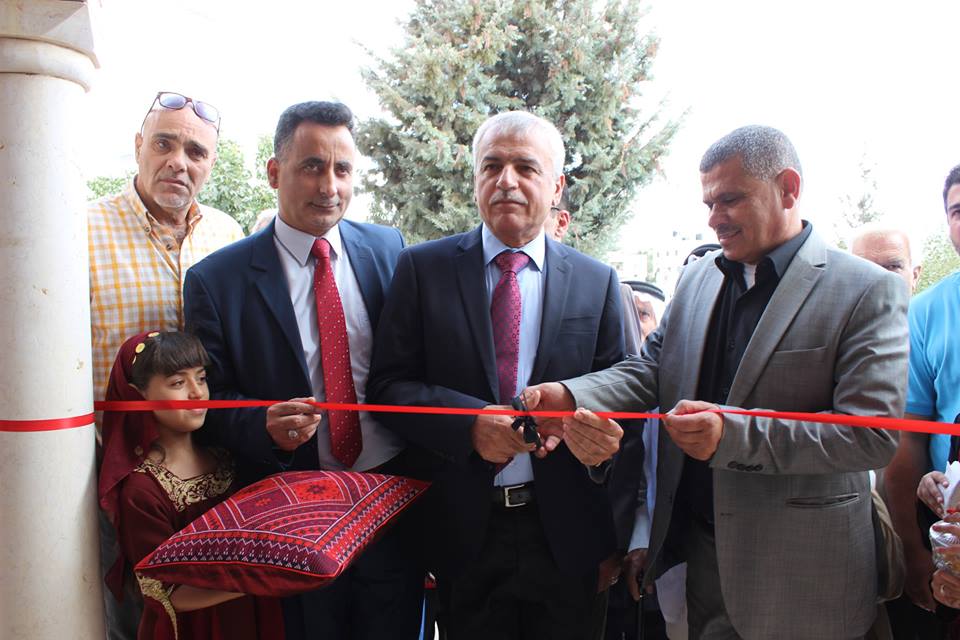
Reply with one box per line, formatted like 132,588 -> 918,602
135,470 -> 429,596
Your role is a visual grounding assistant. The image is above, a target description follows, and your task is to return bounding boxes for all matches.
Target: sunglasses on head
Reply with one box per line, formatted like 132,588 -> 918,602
142,91 -> 221,132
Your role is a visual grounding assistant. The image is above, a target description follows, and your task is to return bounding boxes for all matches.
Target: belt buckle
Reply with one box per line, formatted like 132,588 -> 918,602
502,483 -> 526,508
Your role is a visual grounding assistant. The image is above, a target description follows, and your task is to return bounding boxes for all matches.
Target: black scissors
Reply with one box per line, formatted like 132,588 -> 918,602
510,394 -> 543,449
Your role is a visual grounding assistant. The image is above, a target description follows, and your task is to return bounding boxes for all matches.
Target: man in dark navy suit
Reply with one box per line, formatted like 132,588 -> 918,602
367,111 -> 626,639
184,101 -> 420,640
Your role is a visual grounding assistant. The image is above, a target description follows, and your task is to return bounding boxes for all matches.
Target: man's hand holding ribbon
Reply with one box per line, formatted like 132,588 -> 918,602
662,399 -> 724,461
522,383 -> 623,466
265,396 -> 321,451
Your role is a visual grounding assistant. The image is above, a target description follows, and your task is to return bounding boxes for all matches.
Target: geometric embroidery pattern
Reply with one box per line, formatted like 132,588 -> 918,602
136,470 -> 429,596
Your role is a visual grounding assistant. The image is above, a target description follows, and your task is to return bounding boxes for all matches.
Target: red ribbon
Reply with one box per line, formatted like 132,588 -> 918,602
0,413 -> 95,433
1,401 -> 953,436
89,400 -> 960,438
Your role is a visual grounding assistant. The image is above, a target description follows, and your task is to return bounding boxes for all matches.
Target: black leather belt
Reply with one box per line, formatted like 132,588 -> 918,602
492,482 -> 535,508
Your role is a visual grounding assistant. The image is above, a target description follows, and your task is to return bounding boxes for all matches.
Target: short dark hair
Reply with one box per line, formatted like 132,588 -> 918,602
128,332 -> 210,390
700,125 -> 802,179
274,101 -> 354,159
944,164 -> 960,211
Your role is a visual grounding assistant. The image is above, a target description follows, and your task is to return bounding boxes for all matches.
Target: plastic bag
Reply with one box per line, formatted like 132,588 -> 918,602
930,523 -> 960,576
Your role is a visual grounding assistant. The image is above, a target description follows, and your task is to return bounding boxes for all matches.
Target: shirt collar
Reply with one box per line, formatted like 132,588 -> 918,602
125,178 -> 202,234
481,224 -> 545,272
274,213 -> 343,267
716,220 -> 812,282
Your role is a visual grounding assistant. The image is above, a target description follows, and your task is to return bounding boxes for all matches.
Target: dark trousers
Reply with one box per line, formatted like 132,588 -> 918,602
601,579 -> 669,640
100,507 -> 142,640
438,502 -> 597,640
884,500 -> 949,639
886,596 -> 945,639
281,504 -> 424,640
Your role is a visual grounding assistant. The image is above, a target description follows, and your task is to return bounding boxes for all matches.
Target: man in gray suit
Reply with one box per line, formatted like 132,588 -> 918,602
526,125 -> 909,639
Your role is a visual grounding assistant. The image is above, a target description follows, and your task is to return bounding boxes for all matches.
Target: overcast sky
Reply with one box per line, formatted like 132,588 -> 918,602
84,0 -> 960,254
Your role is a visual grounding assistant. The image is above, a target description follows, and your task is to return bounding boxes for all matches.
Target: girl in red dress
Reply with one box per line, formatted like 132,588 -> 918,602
98,331 -> 283,640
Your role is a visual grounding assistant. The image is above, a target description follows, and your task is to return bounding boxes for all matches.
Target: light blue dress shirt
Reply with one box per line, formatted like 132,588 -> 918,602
481,224 -> 545,487
273,215 -> 404,471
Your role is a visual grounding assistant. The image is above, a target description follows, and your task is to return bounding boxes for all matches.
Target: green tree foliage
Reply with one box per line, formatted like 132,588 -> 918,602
841,161 -> 883,229
255,134 -> 274,185
199,138 -> 276,232
357,0 -> 680,257
917,228 -> 960,293
834,156 -> 883,250
87,173 -> 132,200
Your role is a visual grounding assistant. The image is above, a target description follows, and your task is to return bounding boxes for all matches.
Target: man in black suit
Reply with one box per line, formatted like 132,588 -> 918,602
184,101 -> 421,639
367,110 -> 626,639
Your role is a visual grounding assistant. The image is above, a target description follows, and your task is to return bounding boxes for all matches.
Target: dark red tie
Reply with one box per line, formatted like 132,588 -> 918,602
311,238 -> 362,467
491,251 -> 530,404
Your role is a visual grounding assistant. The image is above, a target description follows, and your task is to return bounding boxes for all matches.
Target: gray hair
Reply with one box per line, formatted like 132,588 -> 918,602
700,125 -> 802,180
472,111 -> 565,180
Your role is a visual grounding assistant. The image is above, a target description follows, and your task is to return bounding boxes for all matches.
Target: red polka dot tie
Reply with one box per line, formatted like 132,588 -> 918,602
491,251 -> 530,404
311,238 -> 362,468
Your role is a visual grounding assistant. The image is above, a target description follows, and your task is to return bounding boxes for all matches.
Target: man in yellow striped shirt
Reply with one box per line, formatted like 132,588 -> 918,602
88,91 -> 243,640
88,92 -> 243,409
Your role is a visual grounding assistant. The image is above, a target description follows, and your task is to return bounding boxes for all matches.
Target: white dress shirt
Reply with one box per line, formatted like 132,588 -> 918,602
273,214 -> 404,471
481,224 -> 545,486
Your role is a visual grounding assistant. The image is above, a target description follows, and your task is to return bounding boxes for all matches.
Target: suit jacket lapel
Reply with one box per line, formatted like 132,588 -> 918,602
455,227 -> 499,401
250,221 -> 311,384
727,232 -> 826,406
339,221 -> 381,329
653,257 -> 725,562
676,260 -> 725,401
530,239 -> 570,384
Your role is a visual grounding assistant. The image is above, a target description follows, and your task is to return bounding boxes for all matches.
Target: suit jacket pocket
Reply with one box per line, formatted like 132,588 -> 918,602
786,492 -> 860,509
767,345 -> 828,366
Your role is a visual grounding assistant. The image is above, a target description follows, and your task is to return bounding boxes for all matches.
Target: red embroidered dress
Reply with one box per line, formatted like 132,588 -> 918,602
118,451 -> 283,640
98,332 -> 283,640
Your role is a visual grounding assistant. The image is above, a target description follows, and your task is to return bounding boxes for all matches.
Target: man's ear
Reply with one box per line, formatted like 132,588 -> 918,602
134,132 -> 143,163
776,167 -> 802,210
555,210 -> 571,240
267,157 -> 280,189
553,173 -> 566,205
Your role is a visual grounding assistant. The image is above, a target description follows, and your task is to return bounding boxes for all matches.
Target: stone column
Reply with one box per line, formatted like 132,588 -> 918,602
0,2 -> 101,638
